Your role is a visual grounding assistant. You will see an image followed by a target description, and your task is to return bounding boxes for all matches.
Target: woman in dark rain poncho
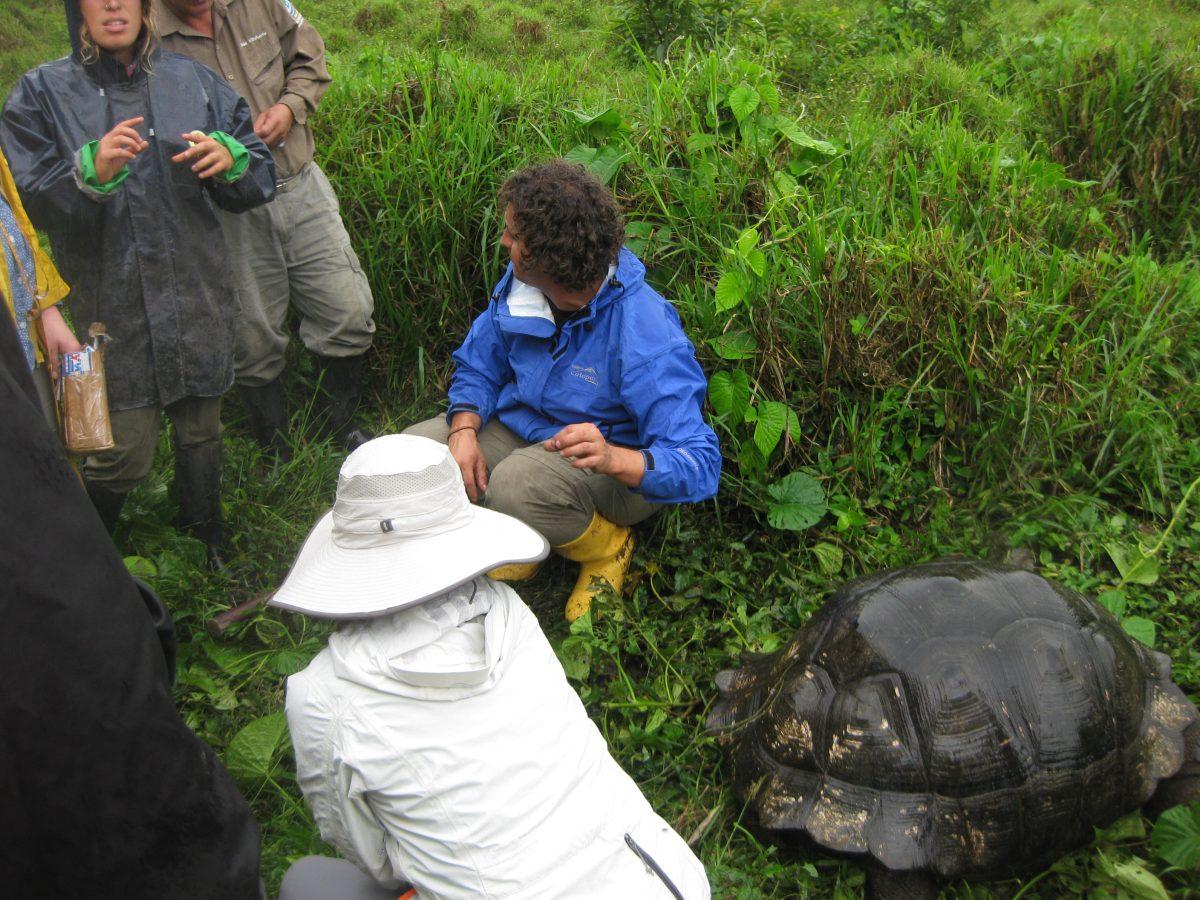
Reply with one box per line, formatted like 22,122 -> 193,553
0,0 -> 275,565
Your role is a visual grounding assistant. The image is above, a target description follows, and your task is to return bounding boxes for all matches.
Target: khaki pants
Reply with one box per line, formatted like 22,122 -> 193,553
403,417 -> 658,546
84,396 -> 222,493
217,164 -> 376,387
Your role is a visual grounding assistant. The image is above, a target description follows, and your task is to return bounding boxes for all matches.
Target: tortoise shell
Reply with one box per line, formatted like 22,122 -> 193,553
708,559 -> 1197,880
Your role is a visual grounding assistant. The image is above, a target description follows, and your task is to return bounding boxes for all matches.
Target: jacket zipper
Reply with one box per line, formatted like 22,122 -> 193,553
624,833 -> 685,899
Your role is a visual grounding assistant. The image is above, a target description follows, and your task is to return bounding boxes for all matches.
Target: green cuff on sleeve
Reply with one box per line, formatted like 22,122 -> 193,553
78,140 -> 129,194
209,131 -> 250,183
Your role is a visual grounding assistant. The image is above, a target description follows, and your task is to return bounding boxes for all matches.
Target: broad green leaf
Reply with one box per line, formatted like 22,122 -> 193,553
1097,813 -> 1145,844
770,169 -> 798,198
1097,589 -> 1127,619
563,144 -> 598,168
203,642 -> 256,676
1122,615 -> 1156,647
766,471 -> 827,531
1095,853 -> 1170,900
784,405 -> 802,442
773,115 -> 809,145
588,144 -> 627,185
746,248 -> 766,278
557,638 -> 592,681
1104,542 -> 1160,585
736,228 -> 760,257
727,83 -> 760,124
758,80 -> 781,112
737,438 -> 767,478
812,542 -> 843,576
754,400 -> 788,458
564,144 -> 625,185
568,106 -> 626,135
787,130 -> 837,157
686,132 -> 720,154
708,369 -> 751,423
1151,803 -> 1200,869
709,331 -> 758,360
715,270 -> 750,311
123,555 -> 157,579
226,712 -> 288,781
270,649 -> 311,677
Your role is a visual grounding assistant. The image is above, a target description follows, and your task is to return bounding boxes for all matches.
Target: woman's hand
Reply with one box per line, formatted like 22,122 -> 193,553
448,412 -> 488,501
94,116 -> 148,185
544,423 -> 645,488
39,306 -> 82,381
172,131 -> 234,179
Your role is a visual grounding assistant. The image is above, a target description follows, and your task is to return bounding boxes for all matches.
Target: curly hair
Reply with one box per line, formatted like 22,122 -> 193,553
499,160 -> 625,292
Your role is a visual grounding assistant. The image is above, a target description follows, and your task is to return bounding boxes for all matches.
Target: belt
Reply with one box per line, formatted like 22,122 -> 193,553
274,163 -> 311,194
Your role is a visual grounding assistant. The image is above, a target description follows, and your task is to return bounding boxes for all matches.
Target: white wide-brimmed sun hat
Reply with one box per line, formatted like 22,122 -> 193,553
269,435 -> 549,618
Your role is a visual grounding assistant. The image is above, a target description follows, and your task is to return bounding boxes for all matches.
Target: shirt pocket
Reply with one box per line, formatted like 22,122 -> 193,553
244,31 -> 284,87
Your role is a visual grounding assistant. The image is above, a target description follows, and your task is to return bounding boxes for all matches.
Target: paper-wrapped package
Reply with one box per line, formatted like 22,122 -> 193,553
60,325 -> 114,454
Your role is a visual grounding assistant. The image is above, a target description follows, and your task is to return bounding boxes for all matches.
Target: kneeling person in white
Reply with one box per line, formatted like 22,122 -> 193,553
275,435 -> 710,900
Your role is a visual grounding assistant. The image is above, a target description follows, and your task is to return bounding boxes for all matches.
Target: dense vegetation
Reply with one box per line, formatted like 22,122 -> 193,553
8,0 -> 1200,895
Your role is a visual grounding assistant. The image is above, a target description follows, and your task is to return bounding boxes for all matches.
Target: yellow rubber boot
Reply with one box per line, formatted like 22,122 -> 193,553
554,512 -> 634,623
486,560 -> 543,582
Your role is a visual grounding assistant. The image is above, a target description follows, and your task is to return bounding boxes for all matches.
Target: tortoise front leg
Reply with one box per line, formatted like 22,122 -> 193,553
863,859 -> 940,900
1145,721 -> 1200,819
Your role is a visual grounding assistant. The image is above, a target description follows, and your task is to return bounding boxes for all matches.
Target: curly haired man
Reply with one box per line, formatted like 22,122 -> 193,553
405,160 -> 721,621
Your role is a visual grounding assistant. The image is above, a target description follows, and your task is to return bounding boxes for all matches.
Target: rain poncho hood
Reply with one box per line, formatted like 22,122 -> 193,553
0,2 -> 275,409
286,578 -> 711,899
447,248 -> 721,504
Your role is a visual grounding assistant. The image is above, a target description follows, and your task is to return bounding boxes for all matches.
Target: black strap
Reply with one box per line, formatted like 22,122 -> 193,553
624,833 -> 685,900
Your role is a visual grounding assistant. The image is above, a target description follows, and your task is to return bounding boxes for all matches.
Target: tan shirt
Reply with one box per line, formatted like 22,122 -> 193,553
157,0 -> 331,179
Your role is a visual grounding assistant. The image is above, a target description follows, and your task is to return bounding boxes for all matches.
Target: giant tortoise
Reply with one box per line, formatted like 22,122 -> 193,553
708,559 -> 1199,897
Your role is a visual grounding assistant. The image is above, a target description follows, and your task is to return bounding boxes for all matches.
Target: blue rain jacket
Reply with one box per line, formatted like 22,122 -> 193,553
448,249 -> 721,503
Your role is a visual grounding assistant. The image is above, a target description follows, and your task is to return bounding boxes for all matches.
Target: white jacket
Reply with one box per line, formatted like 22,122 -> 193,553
285,577 -> 711,900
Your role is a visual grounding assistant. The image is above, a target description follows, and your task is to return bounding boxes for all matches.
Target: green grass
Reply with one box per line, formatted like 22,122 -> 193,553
7,0 -> 1200,897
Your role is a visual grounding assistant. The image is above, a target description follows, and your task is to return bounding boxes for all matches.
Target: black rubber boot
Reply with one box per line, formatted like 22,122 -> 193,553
85,480 -> 127,534
174,439 -> 225,571
238,376 -> 293,465
315,354 -> 374,450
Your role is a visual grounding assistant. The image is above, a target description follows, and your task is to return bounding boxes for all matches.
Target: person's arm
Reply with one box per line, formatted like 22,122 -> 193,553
37,305 -> 81,380
445,308 -> 513,499
270,0 -> 332,128
618,341 -> 722,503
0,78 -> 111,230
201,74 -> 277,213
287,682 -> 406,890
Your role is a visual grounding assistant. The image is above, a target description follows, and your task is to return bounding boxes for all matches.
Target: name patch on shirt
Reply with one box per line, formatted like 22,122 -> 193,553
278,0 -> 305,25
569,364 -> 599,386
239,31 -> 269,48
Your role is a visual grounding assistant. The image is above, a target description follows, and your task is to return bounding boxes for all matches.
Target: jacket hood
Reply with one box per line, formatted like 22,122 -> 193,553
64,0 -> 84,57
326,578 -> 520,701
495,247 -> 646,336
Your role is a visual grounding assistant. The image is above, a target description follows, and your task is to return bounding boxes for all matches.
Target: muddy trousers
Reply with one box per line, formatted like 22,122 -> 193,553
403,416 -> 658,546
217,164 -> 376,388
84,396 -> 222,493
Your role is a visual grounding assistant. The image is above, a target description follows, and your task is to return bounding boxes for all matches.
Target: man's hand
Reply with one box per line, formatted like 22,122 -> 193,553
171,131 -> 234,179
448,412 -> 487,501
544,423 -> 645,488
94,116 -> 148,185
39,306 -> 82,381
253,103 -> 294,147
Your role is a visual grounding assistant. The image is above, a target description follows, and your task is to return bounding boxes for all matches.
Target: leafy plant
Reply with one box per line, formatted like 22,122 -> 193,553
766,471 -> 827,531
1151,804 -> 1200,871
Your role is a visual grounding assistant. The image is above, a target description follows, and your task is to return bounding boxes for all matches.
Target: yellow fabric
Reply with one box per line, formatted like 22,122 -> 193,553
486,561 -> 543,582
554,512 -> 635,622
0,149 -> 70,363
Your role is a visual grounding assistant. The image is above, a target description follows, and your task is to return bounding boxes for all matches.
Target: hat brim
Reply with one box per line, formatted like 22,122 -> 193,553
268,506 -> 549,619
